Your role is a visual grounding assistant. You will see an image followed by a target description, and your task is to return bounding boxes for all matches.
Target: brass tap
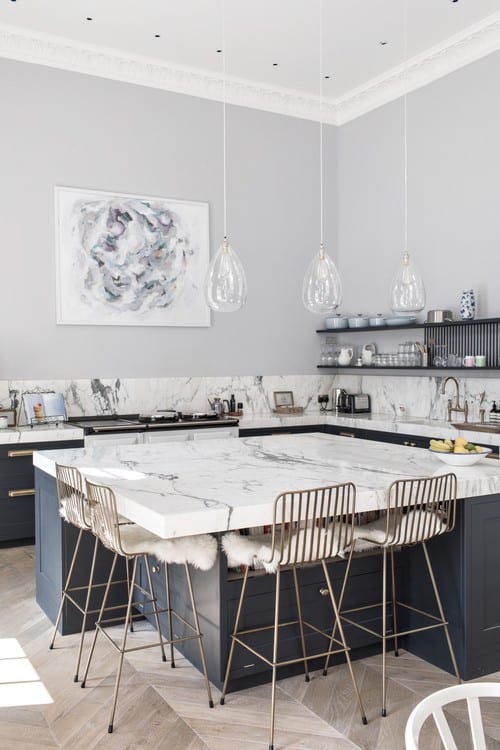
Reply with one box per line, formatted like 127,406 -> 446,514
441,376 -> 468,422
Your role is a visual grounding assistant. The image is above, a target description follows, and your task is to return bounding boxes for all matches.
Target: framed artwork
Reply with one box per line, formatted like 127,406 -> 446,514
55,186 -> 210,327
273,391 -> 294,408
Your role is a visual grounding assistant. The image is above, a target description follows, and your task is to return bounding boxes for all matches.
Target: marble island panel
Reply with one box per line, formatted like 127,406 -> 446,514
34,433 -> 500,539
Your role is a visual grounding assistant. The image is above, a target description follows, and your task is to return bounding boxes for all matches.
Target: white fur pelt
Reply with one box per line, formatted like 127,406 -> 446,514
120,525 -> 217,570
222,526 -> 347,575
353,509 -> 447,551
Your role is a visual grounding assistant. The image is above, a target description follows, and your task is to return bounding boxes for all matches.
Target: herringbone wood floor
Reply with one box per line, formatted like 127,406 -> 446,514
1,543 -> 500,749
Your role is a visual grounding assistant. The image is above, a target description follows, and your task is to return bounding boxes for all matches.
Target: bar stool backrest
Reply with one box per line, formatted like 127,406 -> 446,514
380,473 -> 457,547
55,463 -> 89,530
85,479 -> 127,556
267,483 -> 356,568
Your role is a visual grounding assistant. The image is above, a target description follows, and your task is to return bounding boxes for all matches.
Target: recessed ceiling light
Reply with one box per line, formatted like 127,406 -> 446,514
154,34 -> 160,38
272,63 -> 278,67
216,49 -> 222,54
324,75 -> 331,79
86,17 -> 93,21
379,41 -> 388,46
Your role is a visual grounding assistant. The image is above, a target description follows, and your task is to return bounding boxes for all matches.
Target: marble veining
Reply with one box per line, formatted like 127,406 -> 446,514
34,433 -> 500,539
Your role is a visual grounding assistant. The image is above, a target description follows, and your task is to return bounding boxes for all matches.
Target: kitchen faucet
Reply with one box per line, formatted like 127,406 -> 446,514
441,376 -> 468,422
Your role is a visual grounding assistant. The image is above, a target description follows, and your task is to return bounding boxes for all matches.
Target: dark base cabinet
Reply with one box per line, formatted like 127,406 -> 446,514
1,439 -> 83,543
35,468 -> 127,635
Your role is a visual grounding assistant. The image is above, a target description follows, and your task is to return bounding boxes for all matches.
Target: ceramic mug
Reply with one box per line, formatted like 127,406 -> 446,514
463,355 -> 475,368
475,355 -> 486,368
0,416 -> 8,429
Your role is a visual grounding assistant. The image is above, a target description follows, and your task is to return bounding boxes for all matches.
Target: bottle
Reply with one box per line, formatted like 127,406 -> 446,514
229,394 -> 236,413
237,402 -> 244,416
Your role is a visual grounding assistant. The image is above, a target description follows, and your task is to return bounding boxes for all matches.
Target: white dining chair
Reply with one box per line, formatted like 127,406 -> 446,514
405,682 -> 500,750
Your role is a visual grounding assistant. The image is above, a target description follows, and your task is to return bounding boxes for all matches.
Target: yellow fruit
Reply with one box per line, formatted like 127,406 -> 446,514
430,439 -> 452,452
454,446 -> 468,453
455,437 -> 468,447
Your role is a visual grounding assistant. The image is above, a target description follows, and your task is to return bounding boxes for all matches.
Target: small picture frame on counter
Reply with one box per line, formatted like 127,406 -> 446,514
273,391 -> 294,408
0,407 -> 16,428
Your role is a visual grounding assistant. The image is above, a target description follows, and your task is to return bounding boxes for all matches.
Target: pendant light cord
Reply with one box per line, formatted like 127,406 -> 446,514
319,0 -> 324,249
222,0 -> 227,240
403,0 -> 408,254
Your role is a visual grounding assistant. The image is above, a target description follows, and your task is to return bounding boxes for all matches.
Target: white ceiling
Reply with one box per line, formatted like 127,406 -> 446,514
0,0 -> 499,122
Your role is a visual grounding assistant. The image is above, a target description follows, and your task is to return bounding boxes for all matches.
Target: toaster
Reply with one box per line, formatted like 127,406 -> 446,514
345,393 -> 371,414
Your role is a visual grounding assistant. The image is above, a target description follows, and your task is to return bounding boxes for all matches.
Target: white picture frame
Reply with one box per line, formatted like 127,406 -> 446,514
55,186 -> 210,327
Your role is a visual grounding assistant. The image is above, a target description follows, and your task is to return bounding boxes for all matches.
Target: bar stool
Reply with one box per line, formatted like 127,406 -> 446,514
80,478 -> 216,734
220,483 -> 367,750
49,463 -> 111,683
337,472 -> 460,718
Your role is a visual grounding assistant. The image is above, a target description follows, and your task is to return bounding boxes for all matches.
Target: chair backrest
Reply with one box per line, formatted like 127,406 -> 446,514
378,472 -> 457,547
268,483 -> 356,567
55,463 -> 89,530
85,479 -> 126,556
405,682 -> 500,750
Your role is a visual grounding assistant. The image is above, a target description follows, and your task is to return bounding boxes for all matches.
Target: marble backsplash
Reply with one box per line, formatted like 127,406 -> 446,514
1,373 -> 500,425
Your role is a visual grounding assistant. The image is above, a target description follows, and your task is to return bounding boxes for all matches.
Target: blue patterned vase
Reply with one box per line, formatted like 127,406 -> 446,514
459,289 -> 475,320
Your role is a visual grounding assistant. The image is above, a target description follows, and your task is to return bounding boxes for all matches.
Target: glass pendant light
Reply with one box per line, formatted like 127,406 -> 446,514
204,1 -> 247,312
389,0 -> 425,316
302,0 -> 342,314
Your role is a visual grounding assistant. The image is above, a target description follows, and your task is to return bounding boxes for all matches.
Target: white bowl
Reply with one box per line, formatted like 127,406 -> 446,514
429,447 -> 492,466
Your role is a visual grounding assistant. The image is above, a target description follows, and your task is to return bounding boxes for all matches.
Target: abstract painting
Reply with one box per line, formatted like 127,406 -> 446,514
55,186 -> 210,326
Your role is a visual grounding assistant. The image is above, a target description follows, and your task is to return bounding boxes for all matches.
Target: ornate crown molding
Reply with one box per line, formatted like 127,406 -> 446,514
0,12 -> 498,126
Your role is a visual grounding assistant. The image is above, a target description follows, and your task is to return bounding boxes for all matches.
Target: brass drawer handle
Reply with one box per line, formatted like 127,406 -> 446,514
7,449 -> 34,458
339,432 -> 355,438
319,587 -> 330,597
151,565 -> 161,574
8,489 -> 35,498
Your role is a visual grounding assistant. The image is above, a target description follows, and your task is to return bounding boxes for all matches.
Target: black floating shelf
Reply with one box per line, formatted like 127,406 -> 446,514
316,366 -> 500,371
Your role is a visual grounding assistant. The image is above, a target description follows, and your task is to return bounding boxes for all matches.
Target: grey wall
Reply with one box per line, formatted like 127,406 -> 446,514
0,58 -> 338,379
1,50 -> 498,381
337,50 -> 500,325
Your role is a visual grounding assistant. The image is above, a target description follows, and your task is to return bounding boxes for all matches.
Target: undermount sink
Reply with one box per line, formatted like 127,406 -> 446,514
451,422 -> 500,434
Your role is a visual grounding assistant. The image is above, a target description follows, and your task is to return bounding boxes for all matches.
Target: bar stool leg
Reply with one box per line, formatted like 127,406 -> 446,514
143,555 -> 167,663
73,533 -> 99,682
382,548 -> 388,717
292,565 -> 310,682
422,542 -> 461,683
125,557 -> 134,633
165,562 -> 175,667
269,568 -> 281,750
49,527 -> 83,651
323,547 -> 355,676
108,556 -> 139,733
321,560 -> 367,725
220,566 -> 250,704
81,552 -> 118,689
390,548 -> 399,658
184,562 -> 214,708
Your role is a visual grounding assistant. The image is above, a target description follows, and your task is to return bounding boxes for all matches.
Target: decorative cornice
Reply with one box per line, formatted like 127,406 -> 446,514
334,11 -> 500,125
0,12 -> 498,126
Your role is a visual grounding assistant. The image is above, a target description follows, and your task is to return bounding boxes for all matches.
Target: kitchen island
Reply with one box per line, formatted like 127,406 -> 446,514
33,433 -> 500,688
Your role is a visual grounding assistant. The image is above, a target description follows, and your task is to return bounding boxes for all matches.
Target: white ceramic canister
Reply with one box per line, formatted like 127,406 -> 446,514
0,416 -> 8,429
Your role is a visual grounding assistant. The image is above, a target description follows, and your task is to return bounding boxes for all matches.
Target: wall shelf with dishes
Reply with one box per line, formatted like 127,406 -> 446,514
316,317 -> 500,373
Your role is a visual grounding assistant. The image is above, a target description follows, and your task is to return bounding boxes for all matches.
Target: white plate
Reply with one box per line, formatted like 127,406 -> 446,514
385,316 -> 417,326
429,447 -> 492,466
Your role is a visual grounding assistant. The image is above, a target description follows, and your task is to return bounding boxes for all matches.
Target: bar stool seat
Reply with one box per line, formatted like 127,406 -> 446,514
220,483 -> 367,750
81,479 -> 216,734
337,472 -> 460,718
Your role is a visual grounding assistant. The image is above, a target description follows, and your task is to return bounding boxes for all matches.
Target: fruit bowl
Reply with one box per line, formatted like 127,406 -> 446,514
429,447 -> 492,466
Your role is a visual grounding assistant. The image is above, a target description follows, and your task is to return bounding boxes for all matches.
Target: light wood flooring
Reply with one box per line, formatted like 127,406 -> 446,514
1,543 -> 500,749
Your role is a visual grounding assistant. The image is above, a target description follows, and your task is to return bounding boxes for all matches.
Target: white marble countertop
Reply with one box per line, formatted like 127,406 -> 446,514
33,433 -> 500,539
239,412 -> 500,447
0,423 -> 84,444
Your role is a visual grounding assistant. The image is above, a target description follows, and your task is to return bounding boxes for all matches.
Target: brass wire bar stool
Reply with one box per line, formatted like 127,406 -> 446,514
220,483 -> 367,750
80,479 -> 215,734
335,472 -> 460,718
49,464 -> 130,682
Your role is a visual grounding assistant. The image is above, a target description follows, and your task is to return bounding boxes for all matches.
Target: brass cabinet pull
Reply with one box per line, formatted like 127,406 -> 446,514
151,565 -> 161,574
8,489 -> 35,498
339,432 -> 355,438
319,587 -> 329,597
7,449 -> 34,458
